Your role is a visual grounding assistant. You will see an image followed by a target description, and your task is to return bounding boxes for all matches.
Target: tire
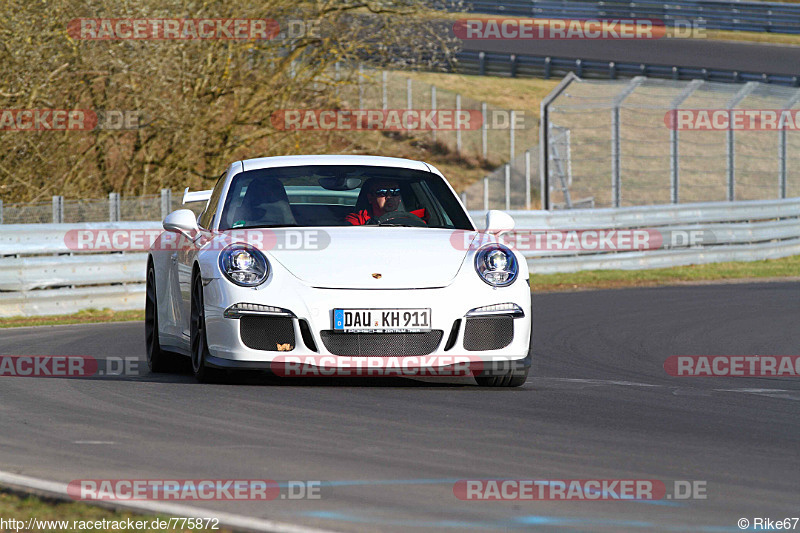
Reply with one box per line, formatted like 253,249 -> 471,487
190,269 -> 224,383
475,367 -> 529,388
145,263 -> 178,373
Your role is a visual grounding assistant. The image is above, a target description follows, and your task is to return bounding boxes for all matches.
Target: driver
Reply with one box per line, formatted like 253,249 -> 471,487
346,179 -> 426,225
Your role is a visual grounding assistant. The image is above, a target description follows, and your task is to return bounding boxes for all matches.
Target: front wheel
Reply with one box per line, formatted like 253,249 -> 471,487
190,271 -> 223,383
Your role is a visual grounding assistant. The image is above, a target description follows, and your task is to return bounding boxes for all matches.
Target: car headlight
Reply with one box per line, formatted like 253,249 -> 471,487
219,244 -> 269,287
474,244 -> 518,287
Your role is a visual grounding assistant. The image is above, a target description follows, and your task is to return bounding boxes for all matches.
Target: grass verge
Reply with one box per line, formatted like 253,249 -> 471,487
529,255 -> 800,291
0,490 -> 230,532
0,308 -> 144,328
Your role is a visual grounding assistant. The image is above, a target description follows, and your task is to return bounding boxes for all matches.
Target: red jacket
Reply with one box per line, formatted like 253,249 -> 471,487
346,208 -> 426,225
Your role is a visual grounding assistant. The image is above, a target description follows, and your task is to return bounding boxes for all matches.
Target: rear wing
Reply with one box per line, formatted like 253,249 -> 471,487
182,187 -> 213,205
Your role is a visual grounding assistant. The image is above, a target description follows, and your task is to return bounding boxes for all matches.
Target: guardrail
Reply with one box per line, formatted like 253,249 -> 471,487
470,197 -> 800,273
456,50 -> 800,86
1,200 -> 798,316
0,222 -> 160,317
458,0 -> 800,34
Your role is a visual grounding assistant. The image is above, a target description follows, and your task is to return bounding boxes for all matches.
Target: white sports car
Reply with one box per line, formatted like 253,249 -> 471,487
146,155 -> 531,386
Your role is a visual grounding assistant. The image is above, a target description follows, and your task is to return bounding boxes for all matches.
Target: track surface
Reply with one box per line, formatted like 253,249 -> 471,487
0,282 -> 798,532
462,37 -> 800,76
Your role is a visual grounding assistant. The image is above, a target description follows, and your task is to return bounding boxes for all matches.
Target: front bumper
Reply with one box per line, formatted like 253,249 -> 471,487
201,270 -> 532,373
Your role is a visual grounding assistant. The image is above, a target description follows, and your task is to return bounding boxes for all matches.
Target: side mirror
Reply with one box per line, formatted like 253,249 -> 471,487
163,209 -> 200,238
485,210 -> 515,235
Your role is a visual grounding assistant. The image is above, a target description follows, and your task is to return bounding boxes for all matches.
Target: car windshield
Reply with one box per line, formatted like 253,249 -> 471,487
217,165 -> 473,230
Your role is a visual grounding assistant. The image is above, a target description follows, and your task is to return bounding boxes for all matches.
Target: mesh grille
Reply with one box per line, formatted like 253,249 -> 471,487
240,316 -> 296,351
319,330 -> 443,356
463,317 -> 513,351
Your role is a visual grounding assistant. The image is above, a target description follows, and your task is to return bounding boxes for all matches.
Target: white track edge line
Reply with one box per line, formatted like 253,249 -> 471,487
0,470 -> 338,533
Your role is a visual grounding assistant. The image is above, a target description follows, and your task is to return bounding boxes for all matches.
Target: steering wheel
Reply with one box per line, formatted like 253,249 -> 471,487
366,210 -> 427,227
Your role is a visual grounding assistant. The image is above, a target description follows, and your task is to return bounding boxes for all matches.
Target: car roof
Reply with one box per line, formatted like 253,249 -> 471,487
239,155 -> 434,173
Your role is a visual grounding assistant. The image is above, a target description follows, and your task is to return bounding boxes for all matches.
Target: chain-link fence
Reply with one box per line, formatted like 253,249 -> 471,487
0,191 -> 203,224
543,75 -> 800,209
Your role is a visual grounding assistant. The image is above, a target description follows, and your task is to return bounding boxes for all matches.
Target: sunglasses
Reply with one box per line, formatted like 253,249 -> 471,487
371,187 -> 401,197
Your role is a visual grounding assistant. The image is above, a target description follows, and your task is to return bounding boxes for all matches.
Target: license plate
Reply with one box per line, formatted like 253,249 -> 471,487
333,308 -> 431,333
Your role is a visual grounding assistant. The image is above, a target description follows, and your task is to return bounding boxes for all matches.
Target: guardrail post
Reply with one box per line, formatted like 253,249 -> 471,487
52,196 -> 63,223
609,62 -> 616,80
575,59 -> 582,77
669,80 -> 703,204
109,192 -> 120,222
726,82 -> 758,201
456,93 -> 462,154
510,54 -> 517,78
483,177 -> 489,210
504,164 -> 511,211
479,51 -> 485,76
544,57 -> 551,79
0,199 -> 3,224
611,77 -> 645,208
431,85 -> 437,143
525,149 -> 532,209
160,189 -> 172,219
481,102 -> 488,160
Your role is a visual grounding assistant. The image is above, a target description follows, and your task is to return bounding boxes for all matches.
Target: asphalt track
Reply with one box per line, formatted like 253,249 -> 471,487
461,37 -> 800,76
0,282 -> 798,532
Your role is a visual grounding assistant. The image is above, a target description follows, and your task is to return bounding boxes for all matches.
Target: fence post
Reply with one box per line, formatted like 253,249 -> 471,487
382,71 -> 388,111
456,93 -> 462,154
481,102 -> 488,160
778,89 -> 800,199
611,77 -> 644,208
109,192 -> 120,222
509,109 -> 516,163
726,82 -> 757,202
358,64 -> 364,109
406,78 -> 412,134
525,150 -> 531,209
504,164 -> 511,211
431,85 -> 437,143
540,72 -> 578,210
669,80 -> 703,204
52,195 -> 63,223
483,177 -> 489,210
160,189 -> 172,219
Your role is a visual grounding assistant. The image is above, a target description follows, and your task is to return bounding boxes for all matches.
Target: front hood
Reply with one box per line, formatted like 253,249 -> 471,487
257,227 -> 476,289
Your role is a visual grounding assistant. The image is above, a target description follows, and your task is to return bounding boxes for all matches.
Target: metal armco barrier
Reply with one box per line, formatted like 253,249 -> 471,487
457,0 -> 800,34
470,197 -> 800,273
456,50 -> 800,87
1,201 -> 798,316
